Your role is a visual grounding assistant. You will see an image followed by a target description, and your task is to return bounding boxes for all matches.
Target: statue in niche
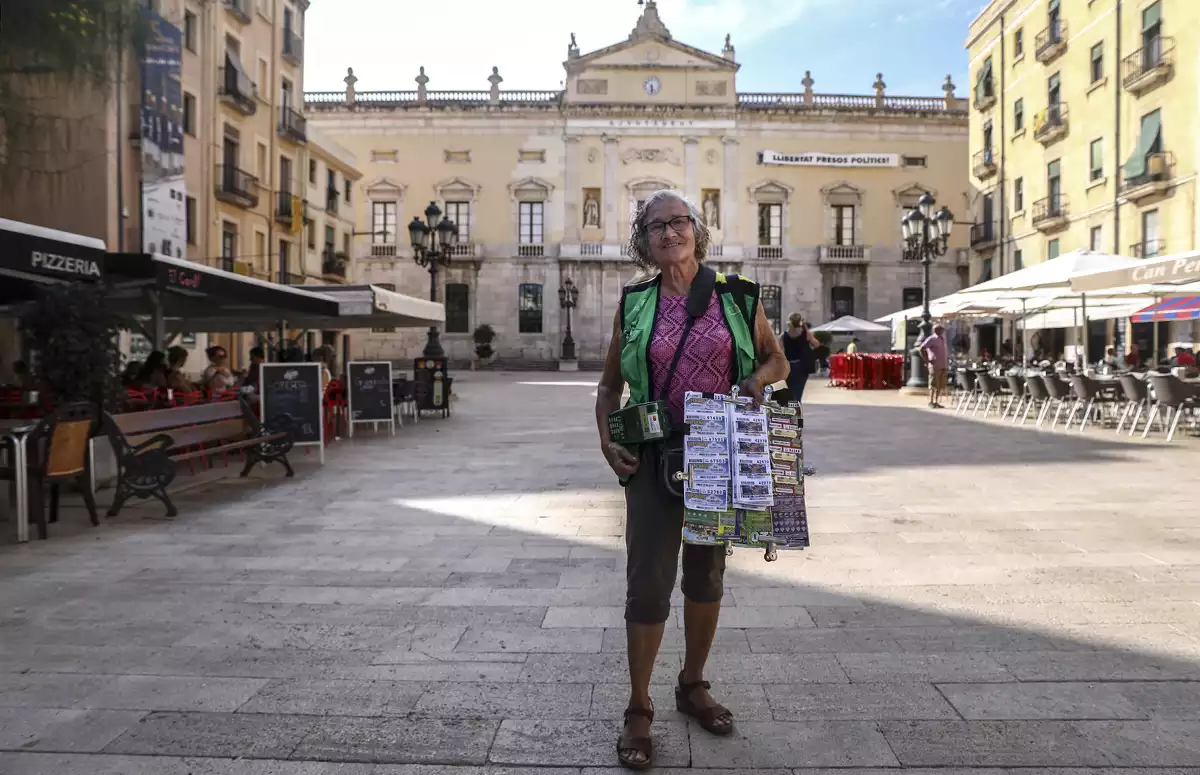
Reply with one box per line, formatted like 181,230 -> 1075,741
702,190 -> 720,229
583,190 -> 601,228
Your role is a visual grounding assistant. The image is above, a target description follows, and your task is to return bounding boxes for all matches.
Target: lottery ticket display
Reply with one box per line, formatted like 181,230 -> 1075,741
679,389 -> 810,561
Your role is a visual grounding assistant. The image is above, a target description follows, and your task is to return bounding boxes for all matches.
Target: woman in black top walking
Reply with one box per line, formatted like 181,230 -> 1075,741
781,313 -> 819,401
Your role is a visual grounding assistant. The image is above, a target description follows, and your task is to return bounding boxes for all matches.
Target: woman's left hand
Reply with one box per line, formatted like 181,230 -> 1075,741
738,376 -> 764,405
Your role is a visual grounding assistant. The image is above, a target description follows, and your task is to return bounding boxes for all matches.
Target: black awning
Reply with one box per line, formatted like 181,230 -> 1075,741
104,252 -> 344,333
0,217 -> 107,285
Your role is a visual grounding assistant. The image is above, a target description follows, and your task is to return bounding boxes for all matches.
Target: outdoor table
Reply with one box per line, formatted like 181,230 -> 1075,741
0,419 -> 36,543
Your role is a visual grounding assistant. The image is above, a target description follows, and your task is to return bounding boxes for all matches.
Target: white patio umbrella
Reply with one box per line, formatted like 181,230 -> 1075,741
811,315 -> 890,334
958,249 -> 1142,296
1071,249 -> 1200,292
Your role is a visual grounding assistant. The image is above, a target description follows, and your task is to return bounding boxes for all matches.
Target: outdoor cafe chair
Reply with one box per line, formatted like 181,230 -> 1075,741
1116,374 -> 1150,436
1021,374 -> 1049,426
1001,374 -> 1026,421
972,372 -> 1007,419
1065,374 -> 1117,432
1039,374 -> 1074,430
0,402 -> 99,540
954,369 -> 979,414
1144,373 -> 1199,443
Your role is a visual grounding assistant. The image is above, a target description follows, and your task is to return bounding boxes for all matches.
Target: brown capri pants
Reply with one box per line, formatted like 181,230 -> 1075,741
624,444 -> 726,624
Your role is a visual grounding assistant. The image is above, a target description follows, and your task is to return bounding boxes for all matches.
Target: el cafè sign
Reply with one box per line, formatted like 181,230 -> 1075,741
759,150 -> 900,168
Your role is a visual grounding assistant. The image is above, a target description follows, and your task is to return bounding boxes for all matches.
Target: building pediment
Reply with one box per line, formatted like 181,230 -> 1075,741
748,179 -> 794,202
365,177 -> 406,199
892,181 -> 936,205
568,38 -> 737,75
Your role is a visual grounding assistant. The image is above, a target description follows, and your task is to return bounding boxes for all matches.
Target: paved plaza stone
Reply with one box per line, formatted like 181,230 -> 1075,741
2,373 -> 1200,773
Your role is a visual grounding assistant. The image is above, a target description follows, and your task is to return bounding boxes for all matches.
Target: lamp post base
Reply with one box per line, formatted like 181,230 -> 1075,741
422,327 -> 446,359
561,336 -> 576,361
905,351 -> 930,390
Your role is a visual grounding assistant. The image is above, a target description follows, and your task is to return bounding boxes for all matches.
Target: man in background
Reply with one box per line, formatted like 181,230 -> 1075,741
919,323 -> 949,409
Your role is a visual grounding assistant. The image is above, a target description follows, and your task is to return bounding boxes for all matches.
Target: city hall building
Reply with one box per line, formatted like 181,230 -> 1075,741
306,1 -> 970,366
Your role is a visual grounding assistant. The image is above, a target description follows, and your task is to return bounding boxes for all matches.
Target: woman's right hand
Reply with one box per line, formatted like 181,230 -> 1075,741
603,441 -> 639,477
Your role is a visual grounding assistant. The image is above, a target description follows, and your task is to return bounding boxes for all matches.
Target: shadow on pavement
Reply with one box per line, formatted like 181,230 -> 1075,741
0,377 -> 1198,772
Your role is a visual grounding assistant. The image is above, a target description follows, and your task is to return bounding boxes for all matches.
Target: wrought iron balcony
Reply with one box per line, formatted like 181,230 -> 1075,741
973,81 -> 996,112
322,251 -> 348,278
282,30 -> 304,64
1131,239 -> 1166,259
223,0 -> 251,24
1122,37 -> 1174,95
275,190 -> 297,226
278,106 -> 307,143
1035,20 -> 1068,63
1031,194 -> 1069,232
1121,151 -> 1174,202
214,165 -> 259,208
325,187 -> 339,214
969,222 -> 996,250
1033,102 -> 1069,145
973,148 -> 997,179
218,65 -> 257,115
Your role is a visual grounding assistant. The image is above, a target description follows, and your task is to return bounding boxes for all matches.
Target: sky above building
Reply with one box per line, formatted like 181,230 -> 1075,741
304,0 -> 981,98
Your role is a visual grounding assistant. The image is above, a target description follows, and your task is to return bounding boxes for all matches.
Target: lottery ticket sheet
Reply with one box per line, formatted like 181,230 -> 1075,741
679,391 -> 810,552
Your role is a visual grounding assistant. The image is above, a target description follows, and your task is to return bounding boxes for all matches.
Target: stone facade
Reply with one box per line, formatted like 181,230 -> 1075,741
306,1 -> 970,366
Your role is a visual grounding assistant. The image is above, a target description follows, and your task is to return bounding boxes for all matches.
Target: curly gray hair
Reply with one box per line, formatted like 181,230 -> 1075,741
624,189 -> 712,269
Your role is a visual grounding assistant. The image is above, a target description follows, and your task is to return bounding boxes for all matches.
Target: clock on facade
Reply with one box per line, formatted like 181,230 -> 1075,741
643,76 -> 662,95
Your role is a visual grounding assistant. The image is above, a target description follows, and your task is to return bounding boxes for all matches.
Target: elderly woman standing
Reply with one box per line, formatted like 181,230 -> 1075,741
596,190 -> 788,770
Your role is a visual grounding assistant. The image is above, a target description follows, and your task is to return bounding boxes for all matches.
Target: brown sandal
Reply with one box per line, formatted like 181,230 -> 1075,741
675,676 -> 734,736
617,703 -> 654,771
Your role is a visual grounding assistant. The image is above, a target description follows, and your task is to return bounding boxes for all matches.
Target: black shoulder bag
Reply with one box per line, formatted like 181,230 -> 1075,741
657,265 -> 717,500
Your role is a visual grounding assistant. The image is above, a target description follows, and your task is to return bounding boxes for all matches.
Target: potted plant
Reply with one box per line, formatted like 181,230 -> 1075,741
472,323 -> 496,369
21,283 -> 124,410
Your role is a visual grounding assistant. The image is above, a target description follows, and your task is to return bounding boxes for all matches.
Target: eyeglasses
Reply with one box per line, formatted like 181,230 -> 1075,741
646,215 -> 693,237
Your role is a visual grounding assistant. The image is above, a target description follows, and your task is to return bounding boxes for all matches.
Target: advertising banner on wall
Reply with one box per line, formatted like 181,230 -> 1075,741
140,8 -> 186,259
758,150 -> 900,168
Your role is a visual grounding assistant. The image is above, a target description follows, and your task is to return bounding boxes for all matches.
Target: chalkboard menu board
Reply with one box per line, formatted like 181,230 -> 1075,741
259,363 -> 323,447
413,357 -> 448,412
347,361 -> 394,423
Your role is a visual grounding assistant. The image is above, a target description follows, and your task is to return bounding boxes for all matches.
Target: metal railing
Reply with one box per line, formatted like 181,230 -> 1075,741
970,222 -> 996,247
1131,239 -> 1166,259
223,0 -> 251,23
275,190 -> 295,224
1122,37 -> 1175,89
218,65 -> 257,113
1031,194 -> 1068,227
973,82 -> 996,110
278,106 -> 307,142
282,30 -> 303,63
214,165 -> 259,207
1033,102 -> 1068,141
1035,20 -> 1068,62
1120,151 -> 1174,195
973,148 -> 997,177
322,251 -> 347,277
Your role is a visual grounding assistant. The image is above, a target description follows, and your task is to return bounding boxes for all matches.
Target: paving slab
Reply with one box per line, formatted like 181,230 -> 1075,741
3,377 -> 1200,771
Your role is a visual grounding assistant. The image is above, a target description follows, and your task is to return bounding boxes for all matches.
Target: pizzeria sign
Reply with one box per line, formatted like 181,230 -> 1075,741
759,150 -> 900,168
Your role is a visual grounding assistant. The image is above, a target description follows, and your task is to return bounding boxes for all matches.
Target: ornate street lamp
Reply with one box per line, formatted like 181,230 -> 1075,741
558,277 -> 580,361
407,200 -> 458,358
901,192 -> 954,389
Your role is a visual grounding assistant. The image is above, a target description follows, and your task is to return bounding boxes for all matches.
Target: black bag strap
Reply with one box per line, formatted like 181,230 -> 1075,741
657,265 -> 717,402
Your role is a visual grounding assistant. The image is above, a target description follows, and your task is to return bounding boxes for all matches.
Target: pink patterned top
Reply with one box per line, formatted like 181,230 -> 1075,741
649,292 -> 734,425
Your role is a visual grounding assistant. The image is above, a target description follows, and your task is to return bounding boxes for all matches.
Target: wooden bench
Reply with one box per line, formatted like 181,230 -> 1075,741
101,395 -> 294,518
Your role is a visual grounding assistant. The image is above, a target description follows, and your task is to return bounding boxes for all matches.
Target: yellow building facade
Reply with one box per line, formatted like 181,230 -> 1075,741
967,0 -> 1195,355
307,2 -> 971,365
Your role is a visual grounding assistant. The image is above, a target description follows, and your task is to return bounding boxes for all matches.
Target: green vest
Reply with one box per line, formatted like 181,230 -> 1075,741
619,271 -> 759,406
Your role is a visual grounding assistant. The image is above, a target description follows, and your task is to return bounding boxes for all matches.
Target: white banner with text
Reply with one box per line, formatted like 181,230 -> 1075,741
759,150 -> 900,168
